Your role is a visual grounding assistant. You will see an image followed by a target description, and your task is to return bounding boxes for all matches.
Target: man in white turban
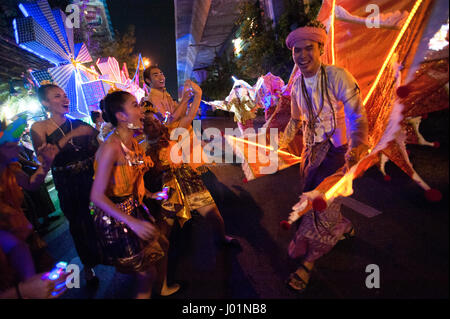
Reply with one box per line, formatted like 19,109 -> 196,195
281,21 -> 370,292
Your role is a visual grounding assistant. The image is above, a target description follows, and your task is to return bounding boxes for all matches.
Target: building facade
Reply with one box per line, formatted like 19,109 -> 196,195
71,0 -> 114,55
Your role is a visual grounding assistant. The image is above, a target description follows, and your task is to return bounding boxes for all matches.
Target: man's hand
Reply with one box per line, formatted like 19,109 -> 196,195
145,189 -> 168,201
180,81 -> 193,101
186,80 -> 202,96
288,195 -> 310,223
345,144 -> 370,171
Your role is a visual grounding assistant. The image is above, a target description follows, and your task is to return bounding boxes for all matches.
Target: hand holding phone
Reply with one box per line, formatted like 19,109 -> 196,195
42,261 -> 69,297
155,186 -> 170,201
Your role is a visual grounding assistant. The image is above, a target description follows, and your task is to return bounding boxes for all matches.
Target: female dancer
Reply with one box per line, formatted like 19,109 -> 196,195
30,84 -> 101,285
90,90 -> 177,298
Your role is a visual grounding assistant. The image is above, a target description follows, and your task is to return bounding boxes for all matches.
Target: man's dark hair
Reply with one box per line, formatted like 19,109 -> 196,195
143,65 -> 161,86
90,110 -> 101,124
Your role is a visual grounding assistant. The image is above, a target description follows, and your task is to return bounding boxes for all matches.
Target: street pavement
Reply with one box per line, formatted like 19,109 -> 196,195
42,111 -> 448,299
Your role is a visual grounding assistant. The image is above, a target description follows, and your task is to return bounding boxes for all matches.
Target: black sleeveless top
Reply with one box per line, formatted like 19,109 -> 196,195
46,119 -> 98,167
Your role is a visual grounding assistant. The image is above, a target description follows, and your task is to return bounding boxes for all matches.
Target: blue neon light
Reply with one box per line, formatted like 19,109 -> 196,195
52,9 -> 71,53
20,1 -> 68,55
19,44 -> 58,66
12,19 -> 19,43
18,4 -> 29,17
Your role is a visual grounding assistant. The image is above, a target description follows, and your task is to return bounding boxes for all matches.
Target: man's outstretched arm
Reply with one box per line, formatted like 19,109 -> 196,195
279,92 -> 302,149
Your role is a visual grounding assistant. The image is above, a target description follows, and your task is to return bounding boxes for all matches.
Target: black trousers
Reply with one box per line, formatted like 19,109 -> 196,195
301,141 -> 348,193
53,166 -> 102,268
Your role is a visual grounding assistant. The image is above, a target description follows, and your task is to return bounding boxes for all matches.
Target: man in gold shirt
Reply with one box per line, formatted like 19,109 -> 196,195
143,66 -> 194,124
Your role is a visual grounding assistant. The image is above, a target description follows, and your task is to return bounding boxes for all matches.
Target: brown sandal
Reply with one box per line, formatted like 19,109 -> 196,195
287,263 -> 312,292
340,227 -> 356,241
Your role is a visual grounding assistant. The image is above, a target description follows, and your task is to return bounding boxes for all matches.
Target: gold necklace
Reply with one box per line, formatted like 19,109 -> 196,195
114,130 -> 144,166
48,117 -> 80,152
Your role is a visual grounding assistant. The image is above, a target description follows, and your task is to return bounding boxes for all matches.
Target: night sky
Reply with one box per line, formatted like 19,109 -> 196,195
106,0 -> 178,97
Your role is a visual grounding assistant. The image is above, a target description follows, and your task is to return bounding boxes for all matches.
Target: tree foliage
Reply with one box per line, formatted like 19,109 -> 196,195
237,0 -> 321,81
200,52 -> 249,101
90,25 -> 139,77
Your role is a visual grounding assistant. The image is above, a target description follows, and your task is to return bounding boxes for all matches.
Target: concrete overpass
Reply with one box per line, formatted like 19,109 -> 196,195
174,0 -> 242,95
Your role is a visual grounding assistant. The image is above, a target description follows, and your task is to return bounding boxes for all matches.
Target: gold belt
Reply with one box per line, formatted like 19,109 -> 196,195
53,156 -> 94,172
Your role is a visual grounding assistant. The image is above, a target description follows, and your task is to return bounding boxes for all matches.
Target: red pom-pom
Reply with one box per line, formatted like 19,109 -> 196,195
384,175 -> 392,182
242,178 -> 248,184
425,189 -> 442,202
396,86 -> 410,98
312,197 -> 327,212
421,113 -> 428,120
280,220 -> 291,230
433,141 -> 440,149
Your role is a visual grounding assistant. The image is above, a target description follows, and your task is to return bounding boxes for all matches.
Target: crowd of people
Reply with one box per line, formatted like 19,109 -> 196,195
0,22 -> 369,298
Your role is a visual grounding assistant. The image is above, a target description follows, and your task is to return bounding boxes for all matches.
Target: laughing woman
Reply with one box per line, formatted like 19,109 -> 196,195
30,84 -> 102,286
90,91 -> 174,299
